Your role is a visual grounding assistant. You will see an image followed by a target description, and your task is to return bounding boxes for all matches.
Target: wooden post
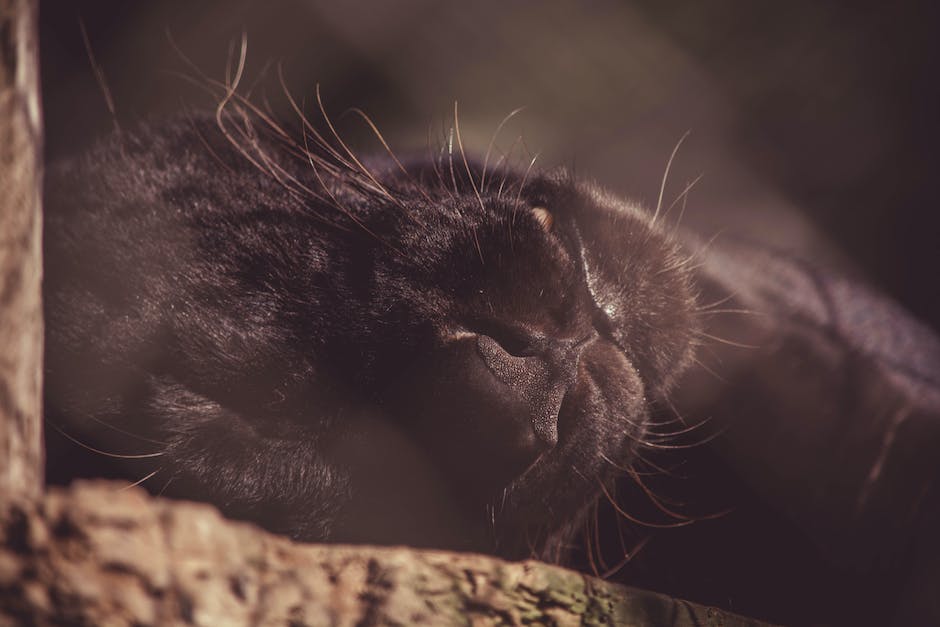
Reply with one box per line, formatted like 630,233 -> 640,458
0,0 -> 43,500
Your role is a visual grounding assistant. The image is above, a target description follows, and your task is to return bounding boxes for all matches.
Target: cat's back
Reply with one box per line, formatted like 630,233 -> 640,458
42,117 -> 371,433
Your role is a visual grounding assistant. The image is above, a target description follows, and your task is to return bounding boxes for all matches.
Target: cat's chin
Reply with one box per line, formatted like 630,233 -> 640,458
484,338 -> 649,556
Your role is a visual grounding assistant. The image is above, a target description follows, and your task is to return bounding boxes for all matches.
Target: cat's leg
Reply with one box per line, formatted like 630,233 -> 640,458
145,377 -> 351,541
677,238 -> 940,624
146,377 -> 486,549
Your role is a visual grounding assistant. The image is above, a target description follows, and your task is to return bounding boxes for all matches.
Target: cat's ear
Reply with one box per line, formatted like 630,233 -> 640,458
531,206 -> 554,232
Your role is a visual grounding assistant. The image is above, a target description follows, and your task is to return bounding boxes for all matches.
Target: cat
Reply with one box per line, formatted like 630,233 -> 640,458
44,106 -> 940,625
43,108 -> 699,556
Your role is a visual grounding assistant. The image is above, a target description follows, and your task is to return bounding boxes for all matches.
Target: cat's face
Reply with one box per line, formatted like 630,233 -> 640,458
362,169 -> 698,557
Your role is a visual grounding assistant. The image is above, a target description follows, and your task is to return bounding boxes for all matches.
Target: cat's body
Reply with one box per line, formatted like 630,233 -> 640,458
44,113 -> 940,625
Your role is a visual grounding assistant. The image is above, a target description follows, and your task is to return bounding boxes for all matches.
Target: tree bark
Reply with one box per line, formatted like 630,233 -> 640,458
0,481 -> 773,626
0,0 -> 43,501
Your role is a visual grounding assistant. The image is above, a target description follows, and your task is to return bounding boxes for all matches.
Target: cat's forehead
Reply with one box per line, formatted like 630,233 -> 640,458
390,167 -> 593,320
449,205 -> 585,322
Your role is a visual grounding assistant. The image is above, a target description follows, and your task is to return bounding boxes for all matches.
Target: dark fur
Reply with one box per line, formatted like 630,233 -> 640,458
44,114 -> 698,558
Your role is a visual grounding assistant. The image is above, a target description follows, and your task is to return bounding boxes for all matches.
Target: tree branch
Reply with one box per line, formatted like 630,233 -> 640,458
0,0 -> 43,499
0,482 -> 772,626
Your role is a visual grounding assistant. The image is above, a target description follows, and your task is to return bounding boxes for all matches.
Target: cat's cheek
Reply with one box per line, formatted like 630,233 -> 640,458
560,339 -> 648,472
503,340 -> 647,525
383,338 -> 551,501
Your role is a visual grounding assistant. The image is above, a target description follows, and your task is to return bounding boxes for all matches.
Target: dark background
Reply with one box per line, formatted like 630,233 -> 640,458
40,1 -> 939,327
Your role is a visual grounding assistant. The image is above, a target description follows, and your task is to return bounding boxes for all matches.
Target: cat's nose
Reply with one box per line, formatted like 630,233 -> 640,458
528,330 -> 598,447
549,330 -> 597,373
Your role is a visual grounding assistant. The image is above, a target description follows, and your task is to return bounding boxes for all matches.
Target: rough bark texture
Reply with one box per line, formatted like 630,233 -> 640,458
0,0 -> 43,500
0,482 -> 774,626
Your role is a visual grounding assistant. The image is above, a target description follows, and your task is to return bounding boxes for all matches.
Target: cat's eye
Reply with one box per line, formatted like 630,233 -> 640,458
531,206 -> 553,232
488,332 -> 533,357
476,325 -> 541,358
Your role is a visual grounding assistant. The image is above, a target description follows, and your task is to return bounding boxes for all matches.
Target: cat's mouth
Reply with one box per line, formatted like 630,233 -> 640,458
485,337 -> 649,556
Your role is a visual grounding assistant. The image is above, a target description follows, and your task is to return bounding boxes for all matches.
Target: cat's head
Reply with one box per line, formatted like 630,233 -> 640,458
352,164 -> 700,558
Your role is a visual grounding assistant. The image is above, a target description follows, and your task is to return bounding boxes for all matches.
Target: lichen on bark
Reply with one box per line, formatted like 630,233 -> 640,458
0,482 -> 774,626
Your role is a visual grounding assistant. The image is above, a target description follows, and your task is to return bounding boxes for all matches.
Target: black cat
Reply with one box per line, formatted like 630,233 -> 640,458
44,111 -> 940,625
43,111 -> 698,555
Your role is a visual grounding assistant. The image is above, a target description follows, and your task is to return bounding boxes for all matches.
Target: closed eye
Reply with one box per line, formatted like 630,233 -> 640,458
472,322 -> 543,357
487,331 -> 536,357
442,327 -> 537,357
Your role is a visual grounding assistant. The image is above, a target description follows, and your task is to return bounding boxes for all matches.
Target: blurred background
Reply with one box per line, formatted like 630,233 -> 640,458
41,0 -> 939,328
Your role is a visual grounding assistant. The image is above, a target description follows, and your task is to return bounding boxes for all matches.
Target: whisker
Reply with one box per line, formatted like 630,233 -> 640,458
600,535 -> 650,579
216,31 -> 248,132
158,477 -> 174,497
591,499 -> 611,573
297,124 -> 404,254
453,101 -> 484,209
644,416 -> 714,439
664,173 -> 703,229
654,253 -> 706,276
693,307 -> 762,317
597,480 -> 696,529
347,107 -> 433,204
480,106 -> 526,193
690,355 -> 727,383
426,119 -> 453,199
641,424 -> 729,451
223,35 -> 237,87
599,452 -> 660,477
187,115 -> 235,174
584,520 -> 601,577
48,421 -> 164,459
81,412 -> 167,446
697,295 -> 739,313
166,28 -> 212,83
496,134 -> 525,201
652,130 -> 690,226
453,101 -> 486,264
79,18 -> 120,134
119,468 -> 162,491
446,126 -> 459,196
553,534 -> 565,565
655,394 -> 691,428
524,525 -> 538,559
210,39 -> 287,183
636,439 -> 705,451
676,182 -> 691,234
316,85 -> 400,206
632,454 -> 689,479
513,152 -> 540,211
277,67 -> 355,171
628,468 -> 691,521
244,58 -> 273,99
692,330 -> 760,350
